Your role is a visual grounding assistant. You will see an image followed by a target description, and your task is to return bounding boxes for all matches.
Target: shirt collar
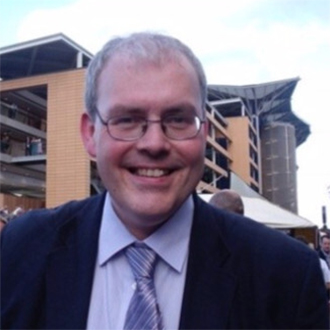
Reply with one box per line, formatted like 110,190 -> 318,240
98,193 -> 194,273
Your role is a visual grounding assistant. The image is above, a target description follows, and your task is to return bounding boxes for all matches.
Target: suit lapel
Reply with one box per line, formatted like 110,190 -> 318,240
45,193 -> 105,329
179,195 -> 238,329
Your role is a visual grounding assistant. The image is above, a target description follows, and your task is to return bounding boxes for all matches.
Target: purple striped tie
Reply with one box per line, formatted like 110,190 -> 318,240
124,243 -> 163,330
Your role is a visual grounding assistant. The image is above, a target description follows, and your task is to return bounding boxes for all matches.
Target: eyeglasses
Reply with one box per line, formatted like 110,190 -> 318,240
95,110 -> 206,141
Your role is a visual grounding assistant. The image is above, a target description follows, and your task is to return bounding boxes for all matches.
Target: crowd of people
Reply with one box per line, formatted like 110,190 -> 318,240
0,101 -> 44,156
0,206 -> 25,231
0,134 -> 43,156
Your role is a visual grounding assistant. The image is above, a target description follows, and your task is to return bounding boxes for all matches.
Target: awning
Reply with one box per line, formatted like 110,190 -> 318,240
199,193 -> 316,229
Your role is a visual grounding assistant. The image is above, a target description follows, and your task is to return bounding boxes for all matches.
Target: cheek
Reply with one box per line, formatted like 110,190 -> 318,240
96,139 -> 115,166
181,139 -> 206,168
95,137 -> 130,169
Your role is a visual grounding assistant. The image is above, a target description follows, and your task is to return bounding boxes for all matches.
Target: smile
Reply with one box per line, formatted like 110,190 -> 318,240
135,169 -> 170,177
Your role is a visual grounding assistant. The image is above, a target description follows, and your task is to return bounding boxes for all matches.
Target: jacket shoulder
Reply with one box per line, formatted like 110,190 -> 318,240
1,193 -> 105,246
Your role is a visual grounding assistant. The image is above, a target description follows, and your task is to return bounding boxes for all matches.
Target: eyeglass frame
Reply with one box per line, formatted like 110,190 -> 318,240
94,108 -> 206,141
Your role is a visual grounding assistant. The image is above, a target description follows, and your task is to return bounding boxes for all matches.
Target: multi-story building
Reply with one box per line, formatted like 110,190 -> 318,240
0,34 -> 310,221
205,80 -> 310,214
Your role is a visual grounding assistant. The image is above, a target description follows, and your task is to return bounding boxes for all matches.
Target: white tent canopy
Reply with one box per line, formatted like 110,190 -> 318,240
199,193 -> 316,229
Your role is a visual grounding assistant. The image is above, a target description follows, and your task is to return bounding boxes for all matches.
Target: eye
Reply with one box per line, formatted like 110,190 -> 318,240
164,115 -> 194,127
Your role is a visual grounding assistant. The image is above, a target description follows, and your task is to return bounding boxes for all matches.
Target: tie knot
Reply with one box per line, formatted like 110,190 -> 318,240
125,243 -> 157,280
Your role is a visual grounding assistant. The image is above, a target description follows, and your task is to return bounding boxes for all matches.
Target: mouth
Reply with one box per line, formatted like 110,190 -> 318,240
131,168 -> 172,177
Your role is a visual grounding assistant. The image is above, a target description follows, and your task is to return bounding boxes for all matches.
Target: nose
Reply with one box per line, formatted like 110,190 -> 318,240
136,120 -> 170,155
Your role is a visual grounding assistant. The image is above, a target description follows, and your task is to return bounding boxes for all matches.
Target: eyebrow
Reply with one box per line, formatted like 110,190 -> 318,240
105,106 -> 145,118
163,103 -> 198,115
107,102 -> 199,117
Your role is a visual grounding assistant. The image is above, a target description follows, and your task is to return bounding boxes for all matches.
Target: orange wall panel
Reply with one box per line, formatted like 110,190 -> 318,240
46,71 -> 90,207
0,70 -> 90,208
226,117 -> 250,182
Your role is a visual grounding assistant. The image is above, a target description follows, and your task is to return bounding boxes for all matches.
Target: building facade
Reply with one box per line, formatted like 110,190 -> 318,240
0,34 -> 310,216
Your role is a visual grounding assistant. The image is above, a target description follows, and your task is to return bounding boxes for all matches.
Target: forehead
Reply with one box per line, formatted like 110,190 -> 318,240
97,53 -> 202,112
104,51 -> 198,79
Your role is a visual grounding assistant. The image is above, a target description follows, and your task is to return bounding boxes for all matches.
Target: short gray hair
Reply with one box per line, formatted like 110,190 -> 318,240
84,32 -> 207,119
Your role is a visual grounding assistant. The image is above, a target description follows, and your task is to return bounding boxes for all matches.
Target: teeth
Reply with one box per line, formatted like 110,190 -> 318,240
137,169 -> 168,177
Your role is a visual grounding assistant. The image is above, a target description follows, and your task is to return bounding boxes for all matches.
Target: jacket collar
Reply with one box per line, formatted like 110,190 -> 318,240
45,193 -> 105,329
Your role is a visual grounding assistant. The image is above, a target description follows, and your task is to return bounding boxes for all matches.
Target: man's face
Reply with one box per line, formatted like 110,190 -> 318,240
321,237 -> 330,253
81,55 -> 207,239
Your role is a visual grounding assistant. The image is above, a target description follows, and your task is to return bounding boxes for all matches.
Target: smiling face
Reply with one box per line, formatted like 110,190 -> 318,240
81,54 -> 207,239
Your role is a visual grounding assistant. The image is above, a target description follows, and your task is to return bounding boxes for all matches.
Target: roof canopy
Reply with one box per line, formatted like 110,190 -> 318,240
208,78 -> 310,146
0,33 -> 93,80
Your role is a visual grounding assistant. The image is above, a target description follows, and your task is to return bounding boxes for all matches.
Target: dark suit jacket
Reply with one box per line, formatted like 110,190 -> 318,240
1,193 -> 329,329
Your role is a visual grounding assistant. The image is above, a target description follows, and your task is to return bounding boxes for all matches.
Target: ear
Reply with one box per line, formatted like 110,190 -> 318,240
80,112 -> 97,159
202,117 -> 209,138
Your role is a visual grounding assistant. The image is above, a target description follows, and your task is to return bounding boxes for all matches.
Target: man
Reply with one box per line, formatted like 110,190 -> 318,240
296,236 -> 330,290
1,32 -> 328,329
8,102 -> 18,119
0,214 -> 8,232
209,189 -> 244,215
319,234 -> 330,268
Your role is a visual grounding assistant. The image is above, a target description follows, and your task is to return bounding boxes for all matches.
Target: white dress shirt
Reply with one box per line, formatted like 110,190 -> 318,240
87,193 -> 194,330
320,258 -> 330,284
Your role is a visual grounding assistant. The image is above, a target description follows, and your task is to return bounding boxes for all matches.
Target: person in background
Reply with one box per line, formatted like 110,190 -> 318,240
1,32 -> 328,329
36,138 -> 43,155
0,132 -> 10,154
8,207 -> 25,221
25,136 -> 31,156
30,137 -> 38,155
8,102 -> 18,119
296,235 -> 330,290
319,234 -> 330,268
0,215 -> 8,232
209,189 -> 244,215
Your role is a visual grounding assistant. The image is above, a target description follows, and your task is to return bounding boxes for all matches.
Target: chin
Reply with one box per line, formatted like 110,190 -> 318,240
133,199 -> 179,220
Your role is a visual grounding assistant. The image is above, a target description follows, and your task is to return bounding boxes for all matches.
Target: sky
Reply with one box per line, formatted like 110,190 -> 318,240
0,0 -> 329,227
